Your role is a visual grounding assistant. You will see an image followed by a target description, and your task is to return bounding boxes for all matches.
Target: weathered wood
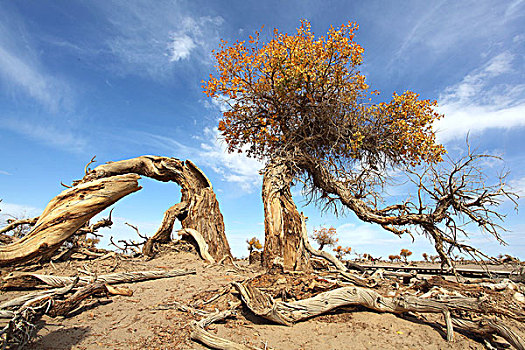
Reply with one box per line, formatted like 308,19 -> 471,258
81,156 -> 231,260
300,214 -> 346,271
0,217 -> 38,235
0,234 -> 15,245
234,281 -> 525,349
1,269 -> 196,289
48,283 -> 108,317
451,318 -> 524,350
142,201 -> 188,255
0,174 -> 141,266
0,279 -> 78,310
190,304 -> 257,350
234,282 -> 454,340
178,229 -> 215,263
262,161 -> 309,271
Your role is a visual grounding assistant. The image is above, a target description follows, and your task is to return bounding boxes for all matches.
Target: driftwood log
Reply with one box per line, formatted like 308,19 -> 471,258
0,174 -> 141,266
80,156 -> 231,260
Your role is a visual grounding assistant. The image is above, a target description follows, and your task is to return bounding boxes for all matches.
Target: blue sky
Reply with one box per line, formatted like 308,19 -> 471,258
0,0 -> 524,259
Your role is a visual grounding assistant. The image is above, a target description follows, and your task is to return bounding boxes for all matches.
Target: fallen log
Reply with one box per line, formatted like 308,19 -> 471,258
0,279 -> 79,310
233,281 -> 525,349
451,318 -> 524,350
0,174 -> 141,266
1,269 -> 197,289
47,282 -> 108,317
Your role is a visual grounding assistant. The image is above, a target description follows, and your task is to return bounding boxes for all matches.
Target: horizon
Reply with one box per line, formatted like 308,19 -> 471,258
1,0 -> 524,260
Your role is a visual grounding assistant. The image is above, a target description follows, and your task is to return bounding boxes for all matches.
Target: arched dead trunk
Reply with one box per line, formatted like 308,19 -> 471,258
81,156 -> 232,261
261,161 -> 310,271
0,174 -> 141,266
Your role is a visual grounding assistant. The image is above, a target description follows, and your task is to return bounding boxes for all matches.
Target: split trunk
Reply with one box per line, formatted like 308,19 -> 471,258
261,161 -> 310,271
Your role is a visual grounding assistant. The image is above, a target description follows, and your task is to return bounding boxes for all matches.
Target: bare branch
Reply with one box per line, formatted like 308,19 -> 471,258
84,155 -> 97,175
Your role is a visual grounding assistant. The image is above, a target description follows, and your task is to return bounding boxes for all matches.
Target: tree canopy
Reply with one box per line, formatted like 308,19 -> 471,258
203,20 -> 445,169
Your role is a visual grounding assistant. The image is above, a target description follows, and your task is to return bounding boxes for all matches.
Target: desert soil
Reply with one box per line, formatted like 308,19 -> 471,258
1,248 -> 523,350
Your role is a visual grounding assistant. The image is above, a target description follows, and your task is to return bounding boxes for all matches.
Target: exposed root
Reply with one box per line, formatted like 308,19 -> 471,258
190,302 -> 259,350
228,278 -> 525,349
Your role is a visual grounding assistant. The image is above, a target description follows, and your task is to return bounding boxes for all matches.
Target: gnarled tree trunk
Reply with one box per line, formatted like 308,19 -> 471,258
0,174 -> 141,266
262,161 -> 310,271
81,156 -> 231,261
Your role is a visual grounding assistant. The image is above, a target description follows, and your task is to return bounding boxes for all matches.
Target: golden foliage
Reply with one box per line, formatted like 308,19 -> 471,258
246,236 -> 263,252
333,245 -> 352,259
203,20 -> 445,166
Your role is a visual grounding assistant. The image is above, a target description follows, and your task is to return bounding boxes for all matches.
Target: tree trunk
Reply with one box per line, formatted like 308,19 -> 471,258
261,161 -> 310,271
81,156 -> 231,260
0,174 -> 141,266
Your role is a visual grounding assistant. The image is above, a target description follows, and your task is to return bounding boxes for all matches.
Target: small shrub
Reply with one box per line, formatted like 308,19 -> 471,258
311,226 -> 338,250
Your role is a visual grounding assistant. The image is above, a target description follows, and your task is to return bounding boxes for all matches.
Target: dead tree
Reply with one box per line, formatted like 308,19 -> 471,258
0,174 -> 140,266
79,155 -> 232,261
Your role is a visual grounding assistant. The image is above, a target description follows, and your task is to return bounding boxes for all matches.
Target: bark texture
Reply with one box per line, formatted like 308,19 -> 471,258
0,174 -> 140,266
234,282 -> 525,348
261,161 -> 309,271
81,156 -> 231,260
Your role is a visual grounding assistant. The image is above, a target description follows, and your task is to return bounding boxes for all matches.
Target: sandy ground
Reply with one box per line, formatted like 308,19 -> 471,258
1,249 -> 523,350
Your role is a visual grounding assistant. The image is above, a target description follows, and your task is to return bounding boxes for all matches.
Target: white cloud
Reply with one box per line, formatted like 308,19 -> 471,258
509,176 -> 525,197
0,117 -> 87,153
124,127 -> 263,193
392,2 -> 523,63
96,1 -> 223,80
435,52 -> 525,143
197,128 -> 263,192
0,201 -> 42,220
435,104 -> 525,143
0,170 -> 11,176
336,222 -> 399,246
0,14 -> 72,112
168,34 -> 196,61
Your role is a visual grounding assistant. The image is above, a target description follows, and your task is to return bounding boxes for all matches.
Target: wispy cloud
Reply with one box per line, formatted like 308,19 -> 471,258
435,52 -> 525,143
0,117 -> 87,153
125,127 -> 263,193
0,170 -> 11,176
167,16 -> 223,63
509,176 -> 525,198
197,128 -> 263,192
168,34 -> 196,62
95,1 -> 223,80
0,10 -> 73,112
392,1 -> 524,64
